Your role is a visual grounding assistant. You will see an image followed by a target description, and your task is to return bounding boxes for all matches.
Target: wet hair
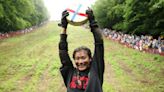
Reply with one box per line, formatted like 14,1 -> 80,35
73,46 -> 92,59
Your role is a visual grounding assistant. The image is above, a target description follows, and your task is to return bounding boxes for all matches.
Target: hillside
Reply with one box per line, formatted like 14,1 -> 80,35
0,22 -> 164,92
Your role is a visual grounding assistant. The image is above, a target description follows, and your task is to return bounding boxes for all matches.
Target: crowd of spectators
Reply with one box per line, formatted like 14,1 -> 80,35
0,27 -> 34,39
102,28 -> 164,56
0,21 -> 47,39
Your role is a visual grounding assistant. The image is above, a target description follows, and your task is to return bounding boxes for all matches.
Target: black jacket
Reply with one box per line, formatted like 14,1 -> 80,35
59,27 -> 104,92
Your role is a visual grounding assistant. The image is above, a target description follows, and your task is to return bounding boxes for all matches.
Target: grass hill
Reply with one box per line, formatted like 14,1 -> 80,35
0,21 -> 164,92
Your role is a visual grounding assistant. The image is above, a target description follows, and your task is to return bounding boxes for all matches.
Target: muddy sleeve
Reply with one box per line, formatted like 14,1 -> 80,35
59,34 -> 73,86
91,27 -> 104,85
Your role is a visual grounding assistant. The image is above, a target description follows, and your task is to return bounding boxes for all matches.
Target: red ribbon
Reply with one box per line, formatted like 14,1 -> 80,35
66,8 -> 88,17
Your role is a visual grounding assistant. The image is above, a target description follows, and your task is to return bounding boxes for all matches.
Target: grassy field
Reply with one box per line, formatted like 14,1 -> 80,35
0,21 -> 164,92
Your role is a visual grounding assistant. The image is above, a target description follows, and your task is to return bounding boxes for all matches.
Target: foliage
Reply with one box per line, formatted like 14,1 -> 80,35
93,0 -> 164,36
0,0 -> 49,33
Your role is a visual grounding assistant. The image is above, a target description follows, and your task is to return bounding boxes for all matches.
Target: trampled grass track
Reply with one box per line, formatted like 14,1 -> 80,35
0,21 -> 164,92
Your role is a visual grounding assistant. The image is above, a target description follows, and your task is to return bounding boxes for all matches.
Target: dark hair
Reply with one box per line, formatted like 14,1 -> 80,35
73,46 -> 92,59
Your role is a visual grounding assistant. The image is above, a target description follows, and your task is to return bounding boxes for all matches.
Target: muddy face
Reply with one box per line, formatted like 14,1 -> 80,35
74,50 -> 91,71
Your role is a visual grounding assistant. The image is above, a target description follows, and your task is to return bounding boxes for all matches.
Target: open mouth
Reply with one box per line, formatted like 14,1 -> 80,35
75,62 -> 88,67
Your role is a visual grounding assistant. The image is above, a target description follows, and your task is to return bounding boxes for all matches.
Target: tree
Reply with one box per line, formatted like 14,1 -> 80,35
0,0 -> 49,33
93,0 -> 164,36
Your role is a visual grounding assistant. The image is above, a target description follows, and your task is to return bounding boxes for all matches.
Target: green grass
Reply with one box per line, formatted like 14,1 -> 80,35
104,39 -> 164,92
0,21 -> 164,92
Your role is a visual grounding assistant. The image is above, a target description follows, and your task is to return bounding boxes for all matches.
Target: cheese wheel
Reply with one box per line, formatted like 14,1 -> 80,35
66,4 -> 88,26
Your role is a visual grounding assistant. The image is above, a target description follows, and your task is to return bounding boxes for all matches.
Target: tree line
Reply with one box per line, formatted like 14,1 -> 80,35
0,0 -> 49,33
93,0 -> 164,37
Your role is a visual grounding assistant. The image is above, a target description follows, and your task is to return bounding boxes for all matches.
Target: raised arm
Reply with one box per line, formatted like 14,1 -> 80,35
58,10 -> 73,86
59,28 -> 73,67
86,8 -> 104,85
92,26 -> 104,85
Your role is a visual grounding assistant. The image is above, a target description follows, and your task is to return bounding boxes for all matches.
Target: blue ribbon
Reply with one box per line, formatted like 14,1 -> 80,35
71,4 -> 82,21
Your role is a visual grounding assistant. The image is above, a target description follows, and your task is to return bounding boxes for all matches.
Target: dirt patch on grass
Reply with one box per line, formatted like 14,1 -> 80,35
104,61 -> 115,83
37,63 -> 51,92
118,61 -> 134,77
137,64 -> 155,75
104,61 -> 121,90
21,73 -> 33,82
118,61 -> 158,85
161,68 -> 164,76
37,62 -> 66,92
17,64 -> 36,91
20,64 -> 36,80
56,82 -> 67,92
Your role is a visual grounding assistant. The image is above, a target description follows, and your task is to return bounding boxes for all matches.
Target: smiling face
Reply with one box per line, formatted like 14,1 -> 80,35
74,50 -> 91,71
